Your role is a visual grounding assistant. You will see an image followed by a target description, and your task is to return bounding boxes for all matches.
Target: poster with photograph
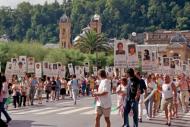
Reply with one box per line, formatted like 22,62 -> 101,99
162,57 -> 170,74
5,62 -> 12,80
93,66 -> 98,76
48,63 -> 53,77
11,58 -> 18,75
52,63 -> 58,76
57,62 -> 62,76
127,44 -> 139,68
106,66 -> 113,78
75,66 -> 80,78
17,61 -> 25,77
174,59 -> 181,75
79,66 -> 85,78
113,67 -> 120,77
19,56 -> 27,72
27,57 -> 35,73
142,49 -> 152,72
121,68 -> 127,77
151,51 -> 158,73
114,40 -> 127,68
43,61 -> 49,76
68,63 -> 74,75
156,56 -> 162,74
84,62 -> 89,73
35,63 -> 42,78
59,65 -> 66,78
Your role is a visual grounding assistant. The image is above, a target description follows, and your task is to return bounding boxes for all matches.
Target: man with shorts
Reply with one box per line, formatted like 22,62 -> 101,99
92,69 -> 111,127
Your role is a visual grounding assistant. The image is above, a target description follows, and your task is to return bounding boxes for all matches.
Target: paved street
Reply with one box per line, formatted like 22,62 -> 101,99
2,95 -> 190,127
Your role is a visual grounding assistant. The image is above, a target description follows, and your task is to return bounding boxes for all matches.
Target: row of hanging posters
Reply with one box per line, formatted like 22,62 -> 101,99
4,56 -> 96,80
114,40 -> 190,76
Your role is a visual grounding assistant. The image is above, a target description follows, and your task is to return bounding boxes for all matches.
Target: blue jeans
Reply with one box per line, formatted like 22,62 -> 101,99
0,98 -> 11,121
123,100 -> 138,127
145,95 -> 153,118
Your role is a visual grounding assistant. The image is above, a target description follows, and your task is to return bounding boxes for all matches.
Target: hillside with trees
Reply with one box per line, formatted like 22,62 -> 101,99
0,0 -> 190,44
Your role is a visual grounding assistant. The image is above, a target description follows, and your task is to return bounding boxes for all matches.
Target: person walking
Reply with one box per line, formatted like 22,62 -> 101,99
123,68 -> 140,127
12,79 -> 21,108
161,75 -> 177,126
37,78 -> 44,104
55,77 -> 61,101
0,75 -> 12,123
44,77 -> 51,102
116,77 -> 128,120
135,71 -> 147,123
29,75 -> 38,105
50,77 -> 56,102
71,75 -> 79,105
60,78 -> 67,99
177,73 -> 189,113
92,69 -> 111,127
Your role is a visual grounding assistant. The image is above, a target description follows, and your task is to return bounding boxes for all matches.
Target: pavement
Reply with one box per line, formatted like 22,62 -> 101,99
2,95 -> 190,127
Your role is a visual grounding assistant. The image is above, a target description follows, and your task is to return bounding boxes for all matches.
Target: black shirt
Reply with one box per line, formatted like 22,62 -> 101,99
139,79 -> 147,94
128,76 -> 140,100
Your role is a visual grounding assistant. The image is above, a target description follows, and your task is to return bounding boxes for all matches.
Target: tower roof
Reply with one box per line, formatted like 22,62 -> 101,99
60,14 -> 69,23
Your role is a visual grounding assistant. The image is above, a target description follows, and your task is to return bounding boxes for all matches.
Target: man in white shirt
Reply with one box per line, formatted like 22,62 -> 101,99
92,69 -> 111,127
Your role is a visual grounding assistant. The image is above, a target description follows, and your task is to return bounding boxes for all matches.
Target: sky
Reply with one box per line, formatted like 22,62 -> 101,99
0,0 -> 63,8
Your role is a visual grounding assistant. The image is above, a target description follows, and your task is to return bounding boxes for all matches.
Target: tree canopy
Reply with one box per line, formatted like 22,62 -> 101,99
0,0 -> 190,43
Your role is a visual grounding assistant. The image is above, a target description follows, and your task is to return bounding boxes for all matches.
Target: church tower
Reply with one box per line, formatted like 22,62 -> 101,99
89,14 -> 102,33
59,14 -> 71,48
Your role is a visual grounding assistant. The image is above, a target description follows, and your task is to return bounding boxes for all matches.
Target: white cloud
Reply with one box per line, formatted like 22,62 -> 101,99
0,0 -> 63,8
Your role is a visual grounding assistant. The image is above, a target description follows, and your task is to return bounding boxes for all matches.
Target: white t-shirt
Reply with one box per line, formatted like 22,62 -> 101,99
96,79 -> 112,108
2,82 -> 9,98
112,79 -> 118,87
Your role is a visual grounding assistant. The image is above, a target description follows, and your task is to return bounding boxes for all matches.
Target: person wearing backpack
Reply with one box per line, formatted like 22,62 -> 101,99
123,68 -> 141,127
71,75 -> 79,105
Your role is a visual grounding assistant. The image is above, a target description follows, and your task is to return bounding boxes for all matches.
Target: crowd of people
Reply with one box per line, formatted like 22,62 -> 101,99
92,69 -> 190,127
0,68 -> 190,127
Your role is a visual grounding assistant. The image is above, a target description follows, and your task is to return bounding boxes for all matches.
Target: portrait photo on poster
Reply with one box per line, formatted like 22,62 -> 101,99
128,44 -> 136,56
116,42 -> 125,55
163,57 -> 169,66
143,49 -> 150,61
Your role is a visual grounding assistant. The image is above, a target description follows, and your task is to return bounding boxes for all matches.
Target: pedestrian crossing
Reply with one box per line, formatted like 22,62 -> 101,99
8,106 -> 190,121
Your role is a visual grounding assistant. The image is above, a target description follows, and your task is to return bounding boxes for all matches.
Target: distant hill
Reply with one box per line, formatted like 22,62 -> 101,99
0,0 -> 190,44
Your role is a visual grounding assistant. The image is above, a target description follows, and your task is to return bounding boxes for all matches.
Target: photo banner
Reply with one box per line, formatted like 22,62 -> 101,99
11,58 -> 18,75
43,61 -> 49,76
17,61 -> 25,77
75,66 -> 80,78
27,57 -> 35,73
59,65 -> 66,78
127,44 -> 139,68
114,40 -> 127,68
141,49 -> 152,72
19,56 -> 27,72
93,66 -> 98,76
162,57 -> 170,74
35,62 -> 42,78
5,62 -> 12,80
52,63 -> 58,76
68,63 -> 74,75
84,62 -> 89,73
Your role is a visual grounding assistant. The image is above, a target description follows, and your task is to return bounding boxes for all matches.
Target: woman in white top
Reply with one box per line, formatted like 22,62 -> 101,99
116,77 -> 127,118
161,75 -> 177,126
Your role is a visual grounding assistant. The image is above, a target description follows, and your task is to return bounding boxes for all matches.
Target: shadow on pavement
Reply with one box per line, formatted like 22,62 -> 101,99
8,120 -> 56,127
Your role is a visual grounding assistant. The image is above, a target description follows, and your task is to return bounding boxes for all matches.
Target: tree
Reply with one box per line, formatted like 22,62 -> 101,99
74,30 -> 111,54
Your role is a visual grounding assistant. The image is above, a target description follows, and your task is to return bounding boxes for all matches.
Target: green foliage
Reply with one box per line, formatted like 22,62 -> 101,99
74,30 -> 111,54
0,0 -> 190,43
